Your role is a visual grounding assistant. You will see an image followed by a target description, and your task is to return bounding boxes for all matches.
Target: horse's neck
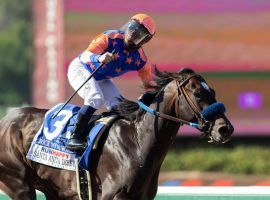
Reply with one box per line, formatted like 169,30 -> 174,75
136,82 -> 180,163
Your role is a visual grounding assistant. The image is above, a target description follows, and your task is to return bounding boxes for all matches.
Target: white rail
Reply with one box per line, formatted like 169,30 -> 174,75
157,186 -> 270,196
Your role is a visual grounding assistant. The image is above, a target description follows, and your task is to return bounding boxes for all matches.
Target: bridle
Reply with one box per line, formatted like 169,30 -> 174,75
175,74 -> 213,133
138,74 -> 213,134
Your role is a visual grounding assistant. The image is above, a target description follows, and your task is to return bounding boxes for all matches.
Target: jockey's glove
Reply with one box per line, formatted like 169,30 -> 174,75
98,52 -> 114,64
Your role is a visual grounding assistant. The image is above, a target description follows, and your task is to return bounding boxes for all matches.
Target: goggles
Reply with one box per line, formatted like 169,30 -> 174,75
126,19 -> 152,46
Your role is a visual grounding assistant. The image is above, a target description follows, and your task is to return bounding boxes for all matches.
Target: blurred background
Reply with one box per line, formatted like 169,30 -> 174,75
0,0 -> 270,187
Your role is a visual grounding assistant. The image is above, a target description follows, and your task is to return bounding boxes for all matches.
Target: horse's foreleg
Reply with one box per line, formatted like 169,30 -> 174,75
100,180 -> 120,200
145,166 -> 160,199
101,185 -> 143,200
0,173 -> 36,200
0,163 -> 36,200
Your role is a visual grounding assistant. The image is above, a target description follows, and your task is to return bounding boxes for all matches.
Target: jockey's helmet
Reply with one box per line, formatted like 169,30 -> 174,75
124,13 -> 156,51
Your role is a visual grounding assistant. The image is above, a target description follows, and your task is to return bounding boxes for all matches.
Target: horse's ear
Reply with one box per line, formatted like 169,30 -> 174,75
178,67 -> 194,74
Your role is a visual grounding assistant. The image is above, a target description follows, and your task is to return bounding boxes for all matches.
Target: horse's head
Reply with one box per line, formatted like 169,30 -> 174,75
171,68 -> 234,144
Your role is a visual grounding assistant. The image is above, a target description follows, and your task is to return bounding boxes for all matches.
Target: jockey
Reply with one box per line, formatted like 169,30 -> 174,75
66,13 -> 156,150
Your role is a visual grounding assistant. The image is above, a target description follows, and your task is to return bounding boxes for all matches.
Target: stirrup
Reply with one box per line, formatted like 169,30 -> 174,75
66,138 -> 87,151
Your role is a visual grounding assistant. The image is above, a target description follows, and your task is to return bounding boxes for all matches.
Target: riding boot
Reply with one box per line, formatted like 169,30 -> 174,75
66,105 -> 96,151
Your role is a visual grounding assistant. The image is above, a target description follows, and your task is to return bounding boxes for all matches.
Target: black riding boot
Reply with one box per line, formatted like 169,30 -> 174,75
66,105 -> 96,151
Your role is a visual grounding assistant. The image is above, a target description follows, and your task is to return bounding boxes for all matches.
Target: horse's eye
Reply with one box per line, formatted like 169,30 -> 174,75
191,83 -> 196,89
194,92 -> 201,98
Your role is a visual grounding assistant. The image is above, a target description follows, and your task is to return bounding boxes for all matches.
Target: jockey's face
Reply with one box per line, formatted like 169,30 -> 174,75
124,19 -> 152,51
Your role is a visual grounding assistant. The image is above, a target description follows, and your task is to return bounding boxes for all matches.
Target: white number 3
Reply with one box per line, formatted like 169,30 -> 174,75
44,110 -> 73,140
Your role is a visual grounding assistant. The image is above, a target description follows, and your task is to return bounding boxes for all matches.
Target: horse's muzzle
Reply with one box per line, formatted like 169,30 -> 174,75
208,118 -> 234,144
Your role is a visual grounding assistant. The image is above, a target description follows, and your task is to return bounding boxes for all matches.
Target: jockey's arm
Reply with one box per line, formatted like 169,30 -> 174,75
86,33 -> 113,64
137,49 -> 156,89
138,62 -> 156,89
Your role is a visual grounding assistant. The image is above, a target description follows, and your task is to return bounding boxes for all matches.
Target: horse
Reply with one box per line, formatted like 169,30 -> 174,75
0,68 -> 234,200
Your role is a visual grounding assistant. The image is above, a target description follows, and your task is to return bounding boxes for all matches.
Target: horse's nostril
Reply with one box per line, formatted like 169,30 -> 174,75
218,126 -> 229,137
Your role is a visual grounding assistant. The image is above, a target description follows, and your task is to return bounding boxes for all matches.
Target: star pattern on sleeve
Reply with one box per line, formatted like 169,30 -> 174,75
135,59 -> 141,66
126,57 -> 133,64
115,68 -> 122,74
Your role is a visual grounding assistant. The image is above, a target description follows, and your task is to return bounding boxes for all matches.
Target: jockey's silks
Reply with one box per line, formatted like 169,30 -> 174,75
79,30 -> 153,83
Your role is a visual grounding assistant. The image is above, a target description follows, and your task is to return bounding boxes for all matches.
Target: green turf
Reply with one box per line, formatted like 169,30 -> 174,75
0,194 -> 46,200
161,144 -> 270,175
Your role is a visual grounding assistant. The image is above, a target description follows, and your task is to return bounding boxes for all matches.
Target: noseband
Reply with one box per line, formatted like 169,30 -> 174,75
138,74 -> 213,134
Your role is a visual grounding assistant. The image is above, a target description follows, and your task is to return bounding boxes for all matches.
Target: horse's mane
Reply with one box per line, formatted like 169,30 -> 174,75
111,66 -> 194,121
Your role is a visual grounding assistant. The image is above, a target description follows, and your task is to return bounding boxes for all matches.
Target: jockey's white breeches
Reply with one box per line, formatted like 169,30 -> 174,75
67,57 -> 121,110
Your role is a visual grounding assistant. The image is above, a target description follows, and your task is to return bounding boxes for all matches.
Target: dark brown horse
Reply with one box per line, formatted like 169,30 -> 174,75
0,68 -> 233,200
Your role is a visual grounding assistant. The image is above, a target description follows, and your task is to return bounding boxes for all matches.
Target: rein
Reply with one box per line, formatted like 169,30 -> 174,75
137,100 -> 199,127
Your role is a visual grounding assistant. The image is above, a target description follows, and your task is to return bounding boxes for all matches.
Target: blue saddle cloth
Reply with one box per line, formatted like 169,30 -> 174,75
26,103 -> 108,171
79,123 -> 106,170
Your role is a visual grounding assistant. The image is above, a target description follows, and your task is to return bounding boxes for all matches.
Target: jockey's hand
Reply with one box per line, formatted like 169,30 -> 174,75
98,52 -> 114,64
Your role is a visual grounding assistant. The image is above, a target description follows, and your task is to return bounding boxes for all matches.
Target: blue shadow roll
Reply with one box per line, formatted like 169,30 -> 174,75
201,102 -> 226,120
